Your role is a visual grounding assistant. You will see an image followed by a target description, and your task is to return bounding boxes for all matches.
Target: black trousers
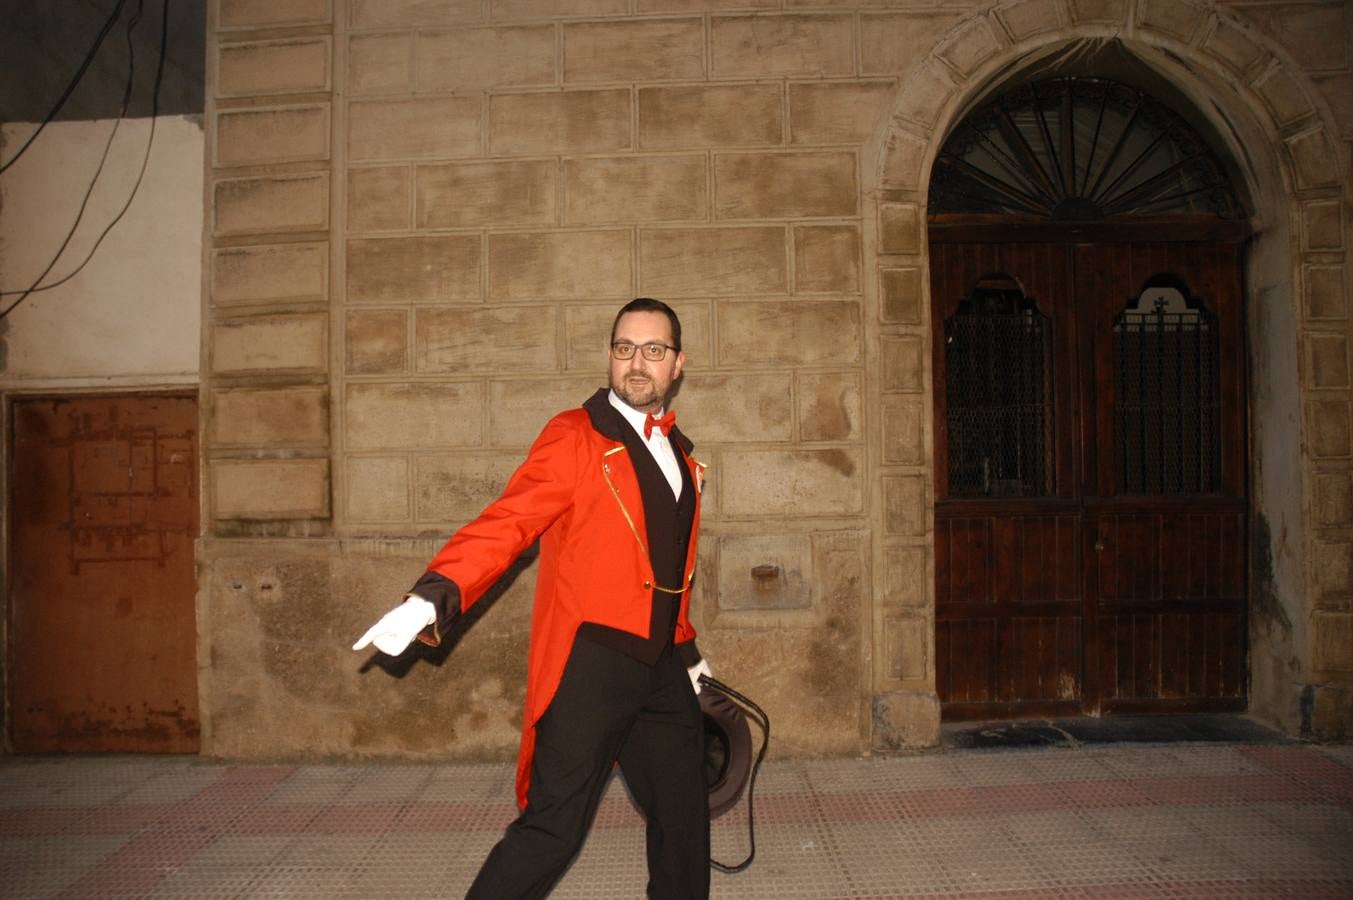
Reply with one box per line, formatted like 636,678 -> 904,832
466,638 -> 710,900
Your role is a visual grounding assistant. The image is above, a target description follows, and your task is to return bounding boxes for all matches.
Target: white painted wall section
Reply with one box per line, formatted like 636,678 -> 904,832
0,114 -> 203,387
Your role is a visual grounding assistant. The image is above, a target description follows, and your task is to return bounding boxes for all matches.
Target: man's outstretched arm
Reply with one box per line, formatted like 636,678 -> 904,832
352,415 -> 579,656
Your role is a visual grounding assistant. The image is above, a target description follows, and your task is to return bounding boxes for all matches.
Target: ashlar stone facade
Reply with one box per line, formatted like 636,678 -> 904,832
202,0 -> 1353,760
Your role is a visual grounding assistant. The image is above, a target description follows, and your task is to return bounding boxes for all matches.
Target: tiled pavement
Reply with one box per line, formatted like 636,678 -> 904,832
2,740 -> 1352,898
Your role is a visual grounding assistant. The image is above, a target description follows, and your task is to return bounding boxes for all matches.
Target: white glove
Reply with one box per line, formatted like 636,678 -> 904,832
352,596 -> 436,656
687,658 -> 711,695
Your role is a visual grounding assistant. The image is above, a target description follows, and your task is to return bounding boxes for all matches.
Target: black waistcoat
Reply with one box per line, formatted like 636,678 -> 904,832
576,390 -> 696,665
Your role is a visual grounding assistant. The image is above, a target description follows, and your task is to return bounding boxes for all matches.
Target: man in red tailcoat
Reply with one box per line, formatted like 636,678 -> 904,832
354,298 -> 712,900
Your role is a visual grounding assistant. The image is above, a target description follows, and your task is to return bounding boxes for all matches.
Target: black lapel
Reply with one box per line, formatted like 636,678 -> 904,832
582,387 -> 695,455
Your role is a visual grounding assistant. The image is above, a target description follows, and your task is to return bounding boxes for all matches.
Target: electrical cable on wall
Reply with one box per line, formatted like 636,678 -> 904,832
0,0 -> 167,320
0,0 -> 129,176
0,1 -> 143,301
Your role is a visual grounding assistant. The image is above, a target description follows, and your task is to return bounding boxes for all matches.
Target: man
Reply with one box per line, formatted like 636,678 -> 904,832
354,297 -> 712,899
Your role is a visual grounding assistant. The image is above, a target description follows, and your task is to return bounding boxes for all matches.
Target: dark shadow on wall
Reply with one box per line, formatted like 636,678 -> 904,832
357,544 -> 540,680
0,0 -> 206,122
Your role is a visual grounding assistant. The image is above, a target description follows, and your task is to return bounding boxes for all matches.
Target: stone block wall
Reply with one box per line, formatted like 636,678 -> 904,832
201,0 -> 1353,757
1217,1 -> 1353,738
207,1 -> 335,543
202,0 -> 889,759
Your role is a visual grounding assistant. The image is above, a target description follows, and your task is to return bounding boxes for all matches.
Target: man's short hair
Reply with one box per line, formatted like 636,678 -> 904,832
611,297 -> 682,352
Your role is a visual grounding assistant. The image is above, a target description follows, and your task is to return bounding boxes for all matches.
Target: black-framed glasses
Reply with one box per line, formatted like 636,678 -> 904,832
611,341 -> 677,361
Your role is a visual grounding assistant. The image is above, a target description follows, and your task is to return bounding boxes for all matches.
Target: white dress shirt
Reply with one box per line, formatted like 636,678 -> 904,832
608,389 -> 683,500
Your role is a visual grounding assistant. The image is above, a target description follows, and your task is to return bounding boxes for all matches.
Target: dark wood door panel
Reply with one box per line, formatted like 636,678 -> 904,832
1091,612 -> 1246,711
1084,505 -> 1246,712
937,615 -> 1083,715
936,509 -> 1082,609
1089,507 -> 1246,605
936,509 -> 1084,709
936,617 -> 997,704
932,238 -> 1248,721
935,516 -> 993,607
1089,512 -> 1162,604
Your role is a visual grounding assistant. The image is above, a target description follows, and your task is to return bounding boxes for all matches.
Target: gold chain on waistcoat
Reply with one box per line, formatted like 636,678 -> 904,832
599,445 -> 701,595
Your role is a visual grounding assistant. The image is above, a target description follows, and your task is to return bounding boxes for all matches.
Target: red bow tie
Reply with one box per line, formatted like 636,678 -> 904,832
644,411 -> 675,439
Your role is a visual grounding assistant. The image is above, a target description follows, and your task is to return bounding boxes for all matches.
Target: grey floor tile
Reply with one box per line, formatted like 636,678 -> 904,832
1251,800 -> 1353,865
1175,804 -> 1351,880
946,749 -> 1046,787
825,819 -> 956,896
1096,745 -> 1267,779
145,865 -> 260,898
240,864 -> 362,898
276,833 -> 381,869
335,766 -> 436,805
1082,805 -> 1245,882
189,834 -> 296,868
117,767 -> 228,806
1019,746 -> 1120,783
0,834 -> 131,899
1010,808 -> 1158,890
712,824 -> 853,899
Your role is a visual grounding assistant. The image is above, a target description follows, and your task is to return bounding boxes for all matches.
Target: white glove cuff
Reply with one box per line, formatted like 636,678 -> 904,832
404,594 -> 435,627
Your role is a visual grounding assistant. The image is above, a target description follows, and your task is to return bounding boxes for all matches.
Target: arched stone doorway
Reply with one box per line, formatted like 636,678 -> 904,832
928,75 -> 1251,720
866,10 -> 1342,746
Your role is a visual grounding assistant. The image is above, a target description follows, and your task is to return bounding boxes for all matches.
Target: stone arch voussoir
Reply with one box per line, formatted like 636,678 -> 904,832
873,1 -> 1346,206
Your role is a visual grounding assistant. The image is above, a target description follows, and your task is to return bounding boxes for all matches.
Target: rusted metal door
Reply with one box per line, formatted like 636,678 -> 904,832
9,393 -> 200,752
932,241 -> 1247,719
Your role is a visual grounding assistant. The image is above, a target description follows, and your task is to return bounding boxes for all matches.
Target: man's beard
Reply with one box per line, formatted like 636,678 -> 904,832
612,373 -> 662,411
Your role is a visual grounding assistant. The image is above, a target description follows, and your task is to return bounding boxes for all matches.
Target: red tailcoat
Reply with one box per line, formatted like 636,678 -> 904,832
421,401 -> 706,808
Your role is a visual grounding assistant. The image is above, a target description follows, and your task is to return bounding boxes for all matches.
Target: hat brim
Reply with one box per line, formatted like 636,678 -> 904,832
701,688 -> 753,818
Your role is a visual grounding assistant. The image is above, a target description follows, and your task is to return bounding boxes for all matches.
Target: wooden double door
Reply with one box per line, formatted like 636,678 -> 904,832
931,240 -> 1248,719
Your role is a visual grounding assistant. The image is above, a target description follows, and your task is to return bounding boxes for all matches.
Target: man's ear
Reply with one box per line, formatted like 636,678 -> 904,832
673,350 -> 686,380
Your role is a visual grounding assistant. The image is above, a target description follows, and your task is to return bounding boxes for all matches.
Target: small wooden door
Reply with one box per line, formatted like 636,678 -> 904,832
9,394 -> 200,752
932,241 -> 1247,719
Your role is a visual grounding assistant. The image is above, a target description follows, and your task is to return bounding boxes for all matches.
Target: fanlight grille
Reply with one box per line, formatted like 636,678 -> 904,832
930,78 -> 1242,221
